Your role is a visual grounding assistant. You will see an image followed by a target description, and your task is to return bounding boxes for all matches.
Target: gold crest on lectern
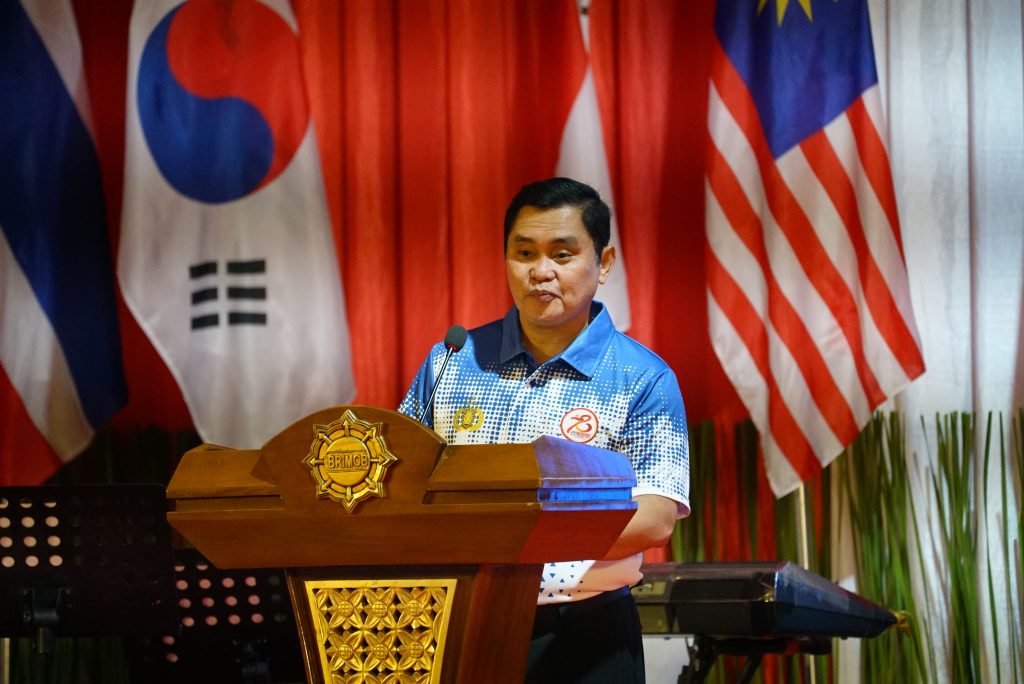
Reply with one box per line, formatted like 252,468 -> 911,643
303,410 -> 398,512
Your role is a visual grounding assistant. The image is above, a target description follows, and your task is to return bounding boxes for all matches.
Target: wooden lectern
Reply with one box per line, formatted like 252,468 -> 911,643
165,406 -> 637,683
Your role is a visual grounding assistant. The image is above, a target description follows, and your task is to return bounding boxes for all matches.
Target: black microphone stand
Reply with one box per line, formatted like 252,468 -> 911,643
417,345 -> 457,423
416,325 -> 466,424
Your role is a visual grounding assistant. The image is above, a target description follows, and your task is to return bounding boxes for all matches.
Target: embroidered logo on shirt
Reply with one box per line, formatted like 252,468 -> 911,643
559,407 -> 599,444
452,398 -> 484,432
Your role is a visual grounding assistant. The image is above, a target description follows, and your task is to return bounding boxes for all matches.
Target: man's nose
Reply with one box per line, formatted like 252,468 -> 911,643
530,258 -> 556,281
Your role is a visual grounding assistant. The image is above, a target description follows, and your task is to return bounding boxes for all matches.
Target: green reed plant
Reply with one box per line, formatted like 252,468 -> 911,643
838,413 -> 933,682
673,421 -> 716,562
982,412 -> 1009,683
1015,411 -> 1024,678
929,412 -> 983,683
672,411 -> 1022,682
994,411 -> 1023,682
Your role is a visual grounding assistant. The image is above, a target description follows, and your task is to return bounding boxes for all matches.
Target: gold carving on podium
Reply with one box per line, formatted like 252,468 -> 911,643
305,579 -> 457,684
304,410 -> 399,512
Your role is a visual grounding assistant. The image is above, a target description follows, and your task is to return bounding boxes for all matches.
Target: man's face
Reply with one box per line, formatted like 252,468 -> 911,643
505,204 -> 614,337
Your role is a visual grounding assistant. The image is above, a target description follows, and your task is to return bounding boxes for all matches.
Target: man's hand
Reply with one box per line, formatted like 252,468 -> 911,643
601,494 -> 680,560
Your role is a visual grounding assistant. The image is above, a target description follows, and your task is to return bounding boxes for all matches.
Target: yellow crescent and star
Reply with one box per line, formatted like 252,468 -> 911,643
757,0 -> 824,25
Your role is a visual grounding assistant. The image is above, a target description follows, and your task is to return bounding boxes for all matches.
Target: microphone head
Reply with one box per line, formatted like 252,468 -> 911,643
444,324 -> 468,352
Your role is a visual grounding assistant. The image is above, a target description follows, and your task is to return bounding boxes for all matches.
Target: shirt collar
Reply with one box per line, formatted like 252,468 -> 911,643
499,301 -> 616,378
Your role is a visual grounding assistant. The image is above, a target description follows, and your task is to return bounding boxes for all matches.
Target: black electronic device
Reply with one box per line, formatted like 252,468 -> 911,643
632,561 -> 897,684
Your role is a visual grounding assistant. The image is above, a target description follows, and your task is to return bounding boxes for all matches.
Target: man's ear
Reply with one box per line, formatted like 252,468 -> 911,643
598,246 -> 616,285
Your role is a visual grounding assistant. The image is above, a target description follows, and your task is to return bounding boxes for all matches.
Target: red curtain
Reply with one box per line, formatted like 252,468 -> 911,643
66,0 -> 739,443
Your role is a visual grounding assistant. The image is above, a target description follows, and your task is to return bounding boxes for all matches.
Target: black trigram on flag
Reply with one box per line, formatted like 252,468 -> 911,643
189,259 -> 268,330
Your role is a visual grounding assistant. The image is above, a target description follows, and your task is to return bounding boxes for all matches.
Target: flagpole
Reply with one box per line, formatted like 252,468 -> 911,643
795,483 -> 817,684
0,637 -> 9,684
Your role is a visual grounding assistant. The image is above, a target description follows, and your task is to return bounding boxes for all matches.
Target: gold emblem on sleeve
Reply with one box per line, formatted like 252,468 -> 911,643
303,410 -> 399,512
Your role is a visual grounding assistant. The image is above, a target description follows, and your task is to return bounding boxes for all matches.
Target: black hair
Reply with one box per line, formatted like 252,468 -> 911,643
503,177 -> 611,259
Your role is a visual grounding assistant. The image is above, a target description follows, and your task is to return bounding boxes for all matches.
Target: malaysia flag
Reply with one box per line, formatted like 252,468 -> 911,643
0,0 -> 127,484
705,0 -> 925,496
120,0 -> 355,449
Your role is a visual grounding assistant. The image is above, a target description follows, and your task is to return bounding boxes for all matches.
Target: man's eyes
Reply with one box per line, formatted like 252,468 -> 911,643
514,249 -> 575,261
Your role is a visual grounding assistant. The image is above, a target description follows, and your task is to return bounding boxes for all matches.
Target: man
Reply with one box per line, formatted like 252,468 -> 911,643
399,177 -> 689,683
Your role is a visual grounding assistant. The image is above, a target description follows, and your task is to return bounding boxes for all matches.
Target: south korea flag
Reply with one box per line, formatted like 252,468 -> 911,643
120,0 -> 355,447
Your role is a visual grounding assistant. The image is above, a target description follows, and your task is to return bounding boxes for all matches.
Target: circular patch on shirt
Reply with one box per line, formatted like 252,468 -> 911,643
560,408 -> 599,444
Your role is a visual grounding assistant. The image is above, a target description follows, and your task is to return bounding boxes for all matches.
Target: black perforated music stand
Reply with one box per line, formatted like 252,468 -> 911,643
0,484 -> 178,679
127,547 -> 304,683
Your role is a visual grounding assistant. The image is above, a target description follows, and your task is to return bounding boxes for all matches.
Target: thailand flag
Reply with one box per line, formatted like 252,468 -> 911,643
705,0 -> 925,496
0,0 -> 127,484
120,0 -> 356,449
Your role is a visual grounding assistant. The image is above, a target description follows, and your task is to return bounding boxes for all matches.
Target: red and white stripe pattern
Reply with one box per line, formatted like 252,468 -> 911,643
705,41 -> 925,497
555,0 -> 631,331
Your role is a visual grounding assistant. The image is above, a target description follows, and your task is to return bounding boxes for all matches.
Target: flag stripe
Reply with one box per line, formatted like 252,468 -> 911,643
18,0 -> 95,138
800,128 -> 925,384
840,94 -> 927,377
710,40 -> 886,411
817,109 -> 921,394
706,186 -> 847,460
0,226 -> 93,459
708,78 -> 871,432
706,3 -> 925,496
0,0 -> 125,428
706,139 -> 861,445
705,296 -> 807,491
0,365 -> 63,484
848,95 -> 905,259
771,143 -> 885,421
705,246 -> 821,481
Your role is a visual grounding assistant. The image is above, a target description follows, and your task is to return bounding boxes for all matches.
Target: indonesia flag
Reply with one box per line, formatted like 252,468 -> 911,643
557,0 -> 630,331
0,0 -> 127,484
705,0 -> 925,496
120,0 -> 355,449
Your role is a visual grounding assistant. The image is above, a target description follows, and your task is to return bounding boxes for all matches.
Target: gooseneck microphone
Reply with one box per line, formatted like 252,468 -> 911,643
416,324 -> 467,424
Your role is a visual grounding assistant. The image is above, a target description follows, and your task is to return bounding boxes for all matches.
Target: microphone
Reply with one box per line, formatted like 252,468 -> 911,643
416,324 -> 467,424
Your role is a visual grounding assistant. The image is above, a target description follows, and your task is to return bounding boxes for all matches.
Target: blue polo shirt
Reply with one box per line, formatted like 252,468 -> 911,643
399,302 -> 690,603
